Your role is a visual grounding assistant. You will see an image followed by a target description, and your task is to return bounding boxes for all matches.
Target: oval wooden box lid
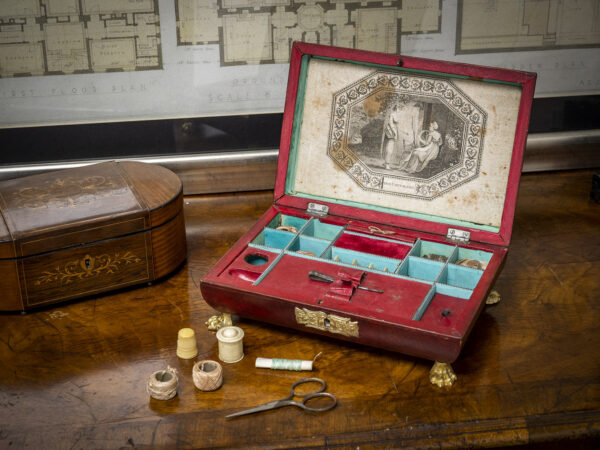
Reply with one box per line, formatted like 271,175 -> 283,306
0,161 -> 182,259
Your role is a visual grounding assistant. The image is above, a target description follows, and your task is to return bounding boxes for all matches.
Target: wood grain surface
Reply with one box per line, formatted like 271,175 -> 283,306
0,170 -> 598,449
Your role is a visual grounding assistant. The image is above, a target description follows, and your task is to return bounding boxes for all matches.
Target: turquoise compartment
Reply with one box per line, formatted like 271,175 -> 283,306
449,246 -> 493,264
397,256 -> 445,282
266,213 -> 308,231
409,239 -> 455,260
437,264 -> 483,290
326,247 -> 401,272
287,235 -> 331,256
301,219 -> 344,240
251,228 -> 295,250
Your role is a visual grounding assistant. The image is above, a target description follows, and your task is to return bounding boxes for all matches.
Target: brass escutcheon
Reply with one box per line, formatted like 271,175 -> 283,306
294,307 -> 359,338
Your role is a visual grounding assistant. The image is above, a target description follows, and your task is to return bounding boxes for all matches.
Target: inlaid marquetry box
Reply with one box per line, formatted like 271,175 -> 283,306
201,43 -> 536,363
0,161 -> 186,311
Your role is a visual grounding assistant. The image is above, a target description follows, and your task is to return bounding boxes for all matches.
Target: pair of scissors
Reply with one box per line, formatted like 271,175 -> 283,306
225,377 -> 337,419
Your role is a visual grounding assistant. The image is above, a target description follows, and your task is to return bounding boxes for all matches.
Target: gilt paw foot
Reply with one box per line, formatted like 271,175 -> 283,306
429,361 -> 457,388
486,290 -> 501,305
205,313 -> 233,331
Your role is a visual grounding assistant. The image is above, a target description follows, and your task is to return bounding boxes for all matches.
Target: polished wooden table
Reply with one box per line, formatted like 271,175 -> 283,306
1,170 -> 599,448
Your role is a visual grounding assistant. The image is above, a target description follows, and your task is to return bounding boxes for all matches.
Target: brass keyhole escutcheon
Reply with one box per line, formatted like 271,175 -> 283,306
80,254 -> 95,272
294,307 -> 359,338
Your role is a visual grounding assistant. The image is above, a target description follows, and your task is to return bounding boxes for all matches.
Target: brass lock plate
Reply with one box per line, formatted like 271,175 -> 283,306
294,307 -> 359,338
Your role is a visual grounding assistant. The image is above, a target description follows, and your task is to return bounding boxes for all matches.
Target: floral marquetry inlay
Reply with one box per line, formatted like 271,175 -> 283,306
35,251 -> 143,286
9,175 -> 122,209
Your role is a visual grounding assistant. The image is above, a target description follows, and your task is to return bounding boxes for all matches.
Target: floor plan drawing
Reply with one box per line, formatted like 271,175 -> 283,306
0,0 -> 162,78
175,0 -> 442,66
457,0 -> 600,53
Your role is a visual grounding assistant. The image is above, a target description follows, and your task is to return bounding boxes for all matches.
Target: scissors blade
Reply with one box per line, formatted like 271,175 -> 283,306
225,400 -> 283,419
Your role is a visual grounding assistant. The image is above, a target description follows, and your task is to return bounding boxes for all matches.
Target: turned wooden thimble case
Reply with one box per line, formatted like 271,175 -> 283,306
216,326 -> 244,363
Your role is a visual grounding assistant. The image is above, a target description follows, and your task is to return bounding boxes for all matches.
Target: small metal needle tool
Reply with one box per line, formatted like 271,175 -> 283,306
308,270 -> 384,293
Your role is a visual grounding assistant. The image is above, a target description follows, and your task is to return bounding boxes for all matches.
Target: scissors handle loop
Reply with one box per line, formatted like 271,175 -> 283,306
300,392 -> 337,412
291,377 -> 326,397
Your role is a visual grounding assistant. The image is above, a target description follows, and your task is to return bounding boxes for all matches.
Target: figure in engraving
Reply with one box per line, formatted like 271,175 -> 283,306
381,99 -> 421,170
346,90 -> 464,180
399,122 -> 443,173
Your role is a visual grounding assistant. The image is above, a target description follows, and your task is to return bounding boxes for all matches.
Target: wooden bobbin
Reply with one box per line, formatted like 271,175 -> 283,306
216,326 -> 244,363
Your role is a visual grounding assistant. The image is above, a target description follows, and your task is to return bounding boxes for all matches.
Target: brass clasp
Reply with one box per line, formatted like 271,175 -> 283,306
294,307 -> 359,338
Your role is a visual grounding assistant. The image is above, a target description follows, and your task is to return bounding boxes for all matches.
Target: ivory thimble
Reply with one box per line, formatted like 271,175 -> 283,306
176,327 -> 198,359
216,326 -> 244,363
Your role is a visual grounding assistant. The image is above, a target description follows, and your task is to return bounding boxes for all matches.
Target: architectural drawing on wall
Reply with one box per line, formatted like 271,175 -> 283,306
175,0 -> 442,65
0,0 -> 162,78
457,0 -> 600,54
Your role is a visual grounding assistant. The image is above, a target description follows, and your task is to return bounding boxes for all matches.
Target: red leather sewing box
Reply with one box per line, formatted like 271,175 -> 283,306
201,42 -> 536,363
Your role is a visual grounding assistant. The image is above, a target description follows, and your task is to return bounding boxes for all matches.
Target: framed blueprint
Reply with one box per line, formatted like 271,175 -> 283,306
0,0 -> 597,128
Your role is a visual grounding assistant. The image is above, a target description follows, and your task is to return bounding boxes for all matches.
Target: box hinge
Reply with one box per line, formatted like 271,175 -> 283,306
446,228 -> 470,244
307,202 -> 329,217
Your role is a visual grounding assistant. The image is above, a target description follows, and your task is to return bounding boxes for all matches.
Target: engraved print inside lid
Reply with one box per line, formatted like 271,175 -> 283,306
292,58 -> 521,229
328,70 -> 486,200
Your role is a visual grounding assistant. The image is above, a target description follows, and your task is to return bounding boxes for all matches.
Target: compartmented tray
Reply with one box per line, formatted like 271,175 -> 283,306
201,42 -> 536,363
203,207 -> 503,362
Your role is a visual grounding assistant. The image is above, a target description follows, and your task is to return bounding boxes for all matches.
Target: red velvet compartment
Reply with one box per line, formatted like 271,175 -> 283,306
334,232 -> 411,260
253,255 -> 431,324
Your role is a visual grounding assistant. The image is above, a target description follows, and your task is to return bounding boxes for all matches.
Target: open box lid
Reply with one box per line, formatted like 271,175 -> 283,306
275,43 -> 536,248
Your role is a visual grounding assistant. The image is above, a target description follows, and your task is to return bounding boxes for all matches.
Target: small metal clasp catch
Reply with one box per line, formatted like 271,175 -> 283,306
306,202 -> 329,217
446,228 -> 470,244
